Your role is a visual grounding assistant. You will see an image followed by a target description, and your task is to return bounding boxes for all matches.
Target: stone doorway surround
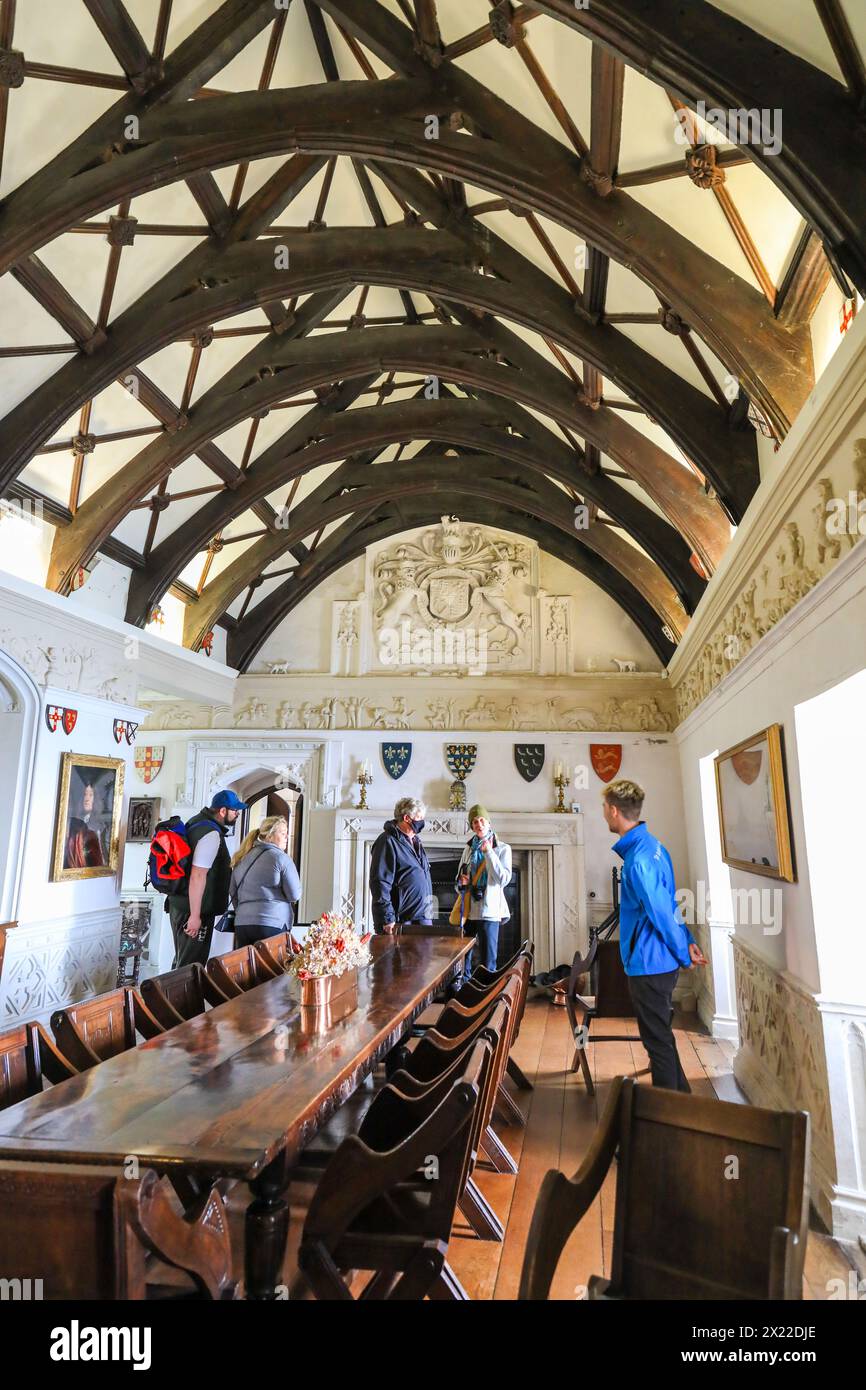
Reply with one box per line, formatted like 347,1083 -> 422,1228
333,810 -> 586,975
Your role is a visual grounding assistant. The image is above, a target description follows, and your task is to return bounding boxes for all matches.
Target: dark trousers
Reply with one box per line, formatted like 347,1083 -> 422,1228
627,968 -> 691,1093
168,897 -> 215,968
235,922 -> 285,948
468,918 -> 500,974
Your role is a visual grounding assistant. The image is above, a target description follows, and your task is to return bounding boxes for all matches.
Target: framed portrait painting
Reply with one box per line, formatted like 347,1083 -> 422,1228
127,796 -> 159,843
714,724 -> 795,881
51,752 -> 125,881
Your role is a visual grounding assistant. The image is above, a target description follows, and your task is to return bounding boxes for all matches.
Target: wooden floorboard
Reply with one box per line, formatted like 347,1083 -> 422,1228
232,998 -> 857,1300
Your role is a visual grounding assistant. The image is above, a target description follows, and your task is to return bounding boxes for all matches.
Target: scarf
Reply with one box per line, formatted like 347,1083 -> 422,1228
468,832 -> 496,900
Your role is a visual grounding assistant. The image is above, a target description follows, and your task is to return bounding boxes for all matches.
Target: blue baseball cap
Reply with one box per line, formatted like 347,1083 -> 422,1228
211,789 -> 247,810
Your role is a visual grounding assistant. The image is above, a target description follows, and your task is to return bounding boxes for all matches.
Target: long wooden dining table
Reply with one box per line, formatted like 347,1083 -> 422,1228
0,933 -> 471,1299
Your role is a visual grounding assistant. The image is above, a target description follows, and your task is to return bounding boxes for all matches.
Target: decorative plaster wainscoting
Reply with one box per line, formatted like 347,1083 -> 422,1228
732,937 -> 866,1241
0,908 -> 121,1029
333,811 -> 586,975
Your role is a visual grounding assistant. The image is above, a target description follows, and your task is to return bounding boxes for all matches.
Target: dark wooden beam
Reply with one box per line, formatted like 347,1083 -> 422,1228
814,0 -> 866,108
82,0 -> 153,86
0,224 -> 757,522
227,497 -> 677,669
114,392 -> 703,633
775,225 -> 833,327
184,454 -> 687,650
0,73 -> 813,437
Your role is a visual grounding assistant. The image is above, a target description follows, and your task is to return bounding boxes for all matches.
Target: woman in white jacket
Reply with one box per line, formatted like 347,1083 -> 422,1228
455,805 -> 512,974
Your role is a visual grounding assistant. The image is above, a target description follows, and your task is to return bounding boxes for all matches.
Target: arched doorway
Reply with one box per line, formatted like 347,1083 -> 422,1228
243,780 -> 304,870
0,647 -> 40,925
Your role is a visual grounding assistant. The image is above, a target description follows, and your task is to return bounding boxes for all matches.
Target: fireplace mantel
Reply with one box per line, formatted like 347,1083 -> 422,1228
333,810 -> 586,973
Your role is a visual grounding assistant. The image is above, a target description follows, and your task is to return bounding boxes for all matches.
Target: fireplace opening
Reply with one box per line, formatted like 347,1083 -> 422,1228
428,856 -> 522,968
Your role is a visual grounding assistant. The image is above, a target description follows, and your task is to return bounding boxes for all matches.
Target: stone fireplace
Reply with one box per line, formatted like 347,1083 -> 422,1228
332,810 -> 586,974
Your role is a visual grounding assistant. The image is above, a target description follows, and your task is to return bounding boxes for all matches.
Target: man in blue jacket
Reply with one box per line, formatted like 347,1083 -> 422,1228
603,779 -> 707,1092
369,796 -> 434,933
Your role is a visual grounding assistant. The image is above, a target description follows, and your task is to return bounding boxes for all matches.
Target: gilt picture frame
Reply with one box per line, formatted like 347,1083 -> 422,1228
714,724 -> 795,882
51,752 -> 125,882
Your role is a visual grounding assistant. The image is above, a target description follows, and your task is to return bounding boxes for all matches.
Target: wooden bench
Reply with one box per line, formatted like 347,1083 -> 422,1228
520,1075 -> 810,1300
206,944 -> 270,998
0,1161 -> 234,1299
0,1021 -> 78,1107
141,962 -> 230,1029
51,987 -> 164,1071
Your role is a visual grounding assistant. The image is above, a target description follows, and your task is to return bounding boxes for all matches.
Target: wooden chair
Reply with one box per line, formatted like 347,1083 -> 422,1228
0,1021 -> 78,1109
519,1076 -> 810,1301
206,943 -> 268,998
298,997 -> 513,1244
298,1038 -> 490,1300
141,962 -> 230,1029
565,913 -> 635,1097
415,954 -> 532,1130
413,976 -> 523,1176
50,987 -> 164,1071
395,997 -> 513,1242
0,1161 -> 234,1299
252,931 -> 300,979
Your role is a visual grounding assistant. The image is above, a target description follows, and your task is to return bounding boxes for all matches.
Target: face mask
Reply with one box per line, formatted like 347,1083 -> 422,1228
410,818 -> 425,833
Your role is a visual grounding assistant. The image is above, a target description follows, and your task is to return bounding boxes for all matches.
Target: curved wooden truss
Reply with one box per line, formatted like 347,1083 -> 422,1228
1,227 -> 755,521
0,78 -> 812,436
224,495 -> 679,671
0,0 -> 859,670
45,316 -> 727,601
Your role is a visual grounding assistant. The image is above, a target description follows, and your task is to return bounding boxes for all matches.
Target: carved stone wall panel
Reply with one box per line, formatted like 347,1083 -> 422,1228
673,431 -> 866,724
140,674 -> 677,734
368,517 -> 537,675
731,936 -> 838,1229
0,910 -> 121,1027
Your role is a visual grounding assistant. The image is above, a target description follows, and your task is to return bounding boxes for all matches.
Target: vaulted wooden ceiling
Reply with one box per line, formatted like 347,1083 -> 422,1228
0,0 -> 862,670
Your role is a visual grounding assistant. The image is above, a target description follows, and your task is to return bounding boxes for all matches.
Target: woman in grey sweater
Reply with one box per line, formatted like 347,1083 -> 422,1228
229,815 -> 302,947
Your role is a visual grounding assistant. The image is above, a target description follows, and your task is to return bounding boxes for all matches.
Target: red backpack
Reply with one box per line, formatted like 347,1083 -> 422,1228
145,816 -> 192,895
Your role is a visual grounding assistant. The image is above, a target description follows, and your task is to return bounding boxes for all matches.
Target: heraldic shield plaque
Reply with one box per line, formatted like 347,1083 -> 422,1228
445,743 -> 477,781
514,744 -> 545,783
382,742 -> 412,779
590,744 -> 623,781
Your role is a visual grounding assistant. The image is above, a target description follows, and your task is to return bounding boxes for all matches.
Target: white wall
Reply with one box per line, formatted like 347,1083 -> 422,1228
676,540 -> 866,998
138,727 -> 687,954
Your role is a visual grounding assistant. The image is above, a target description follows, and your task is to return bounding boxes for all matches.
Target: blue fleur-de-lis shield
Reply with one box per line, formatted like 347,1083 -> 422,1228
514,744 -> 545,782
382,742 -> 412,780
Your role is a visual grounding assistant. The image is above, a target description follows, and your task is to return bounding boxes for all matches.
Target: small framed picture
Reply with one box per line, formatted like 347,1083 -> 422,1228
127,796 -> 160,843
119,897 -> 153,955
714,724 -> 795,881
51,752 -> 125,881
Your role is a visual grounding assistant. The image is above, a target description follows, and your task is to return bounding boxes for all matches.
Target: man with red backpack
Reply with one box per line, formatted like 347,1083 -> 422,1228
164,790 -> 246,967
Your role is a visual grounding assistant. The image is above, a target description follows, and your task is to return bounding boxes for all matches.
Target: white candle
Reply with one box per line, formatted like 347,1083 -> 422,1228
554,761 -> 562,779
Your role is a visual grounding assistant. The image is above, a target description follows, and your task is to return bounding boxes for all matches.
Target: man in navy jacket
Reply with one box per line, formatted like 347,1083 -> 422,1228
603,779 -> 707,1091
369,796 -> 434,933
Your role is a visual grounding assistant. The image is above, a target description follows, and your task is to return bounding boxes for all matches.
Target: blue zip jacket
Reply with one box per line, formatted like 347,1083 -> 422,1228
612,822 -> 696,976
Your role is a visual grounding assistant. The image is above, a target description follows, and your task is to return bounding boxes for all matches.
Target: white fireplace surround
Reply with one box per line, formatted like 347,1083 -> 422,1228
333,810 -> 586,974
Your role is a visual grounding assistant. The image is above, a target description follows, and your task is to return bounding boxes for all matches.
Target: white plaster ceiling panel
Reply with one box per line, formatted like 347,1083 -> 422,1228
708,0 -> 843,77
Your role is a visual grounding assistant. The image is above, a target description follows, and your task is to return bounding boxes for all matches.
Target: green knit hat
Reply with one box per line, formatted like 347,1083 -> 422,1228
468,805 -> 490,825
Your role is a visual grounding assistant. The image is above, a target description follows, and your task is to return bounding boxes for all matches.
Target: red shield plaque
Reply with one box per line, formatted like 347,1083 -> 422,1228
590,743 -> 622,782
134,746 -> 164,784
731,749 -> 762,785
62,708 -> 78,735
